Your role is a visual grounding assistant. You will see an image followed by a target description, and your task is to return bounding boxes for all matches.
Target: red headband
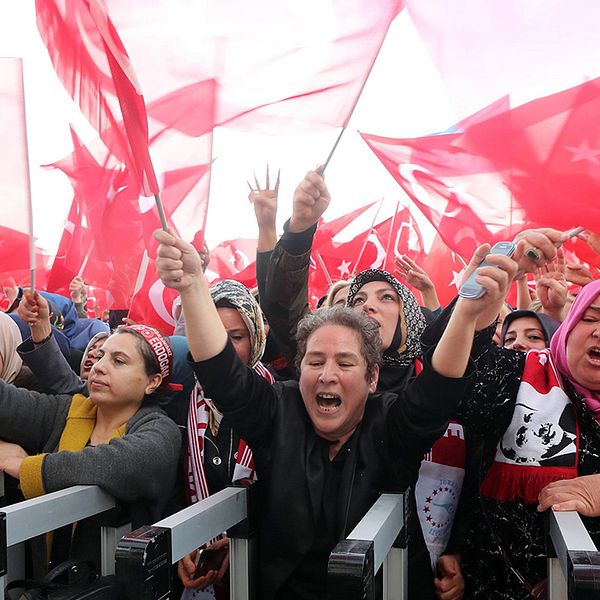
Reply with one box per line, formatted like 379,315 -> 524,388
121,324 -> 173,384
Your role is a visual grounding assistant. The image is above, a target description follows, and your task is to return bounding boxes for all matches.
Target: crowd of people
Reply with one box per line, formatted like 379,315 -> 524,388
1,168 -> 600,600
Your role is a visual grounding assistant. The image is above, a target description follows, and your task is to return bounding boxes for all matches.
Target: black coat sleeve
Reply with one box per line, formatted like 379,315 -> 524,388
191,340 -> 279,449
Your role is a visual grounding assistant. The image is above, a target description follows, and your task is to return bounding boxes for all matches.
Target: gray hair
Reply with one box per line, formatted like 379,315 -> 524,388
295,306 -> 382,381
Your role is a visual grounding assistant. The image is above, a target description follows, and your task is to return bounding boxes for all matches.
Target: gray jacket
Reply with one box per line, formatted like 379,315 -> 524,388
0,378 -> 181,571
17,335 -> 87,396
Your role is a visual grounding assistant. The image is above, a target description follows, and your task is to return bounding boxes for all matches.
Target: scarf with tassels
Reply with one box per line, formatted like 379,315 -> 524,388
480,349 -> 579,504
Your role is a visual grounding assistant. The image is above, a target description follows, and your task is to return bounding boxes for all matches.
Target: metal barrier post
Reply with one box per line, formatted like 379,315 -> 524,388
116,486 -> 249,600
328,493 -> 407,600
0,486 -> 117,600
547,509 -> 600,600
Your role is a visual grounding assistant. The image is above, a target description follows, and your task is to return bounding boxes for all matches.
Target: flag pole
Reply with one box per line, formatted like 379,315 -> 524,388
77,240 -> 94,278
19,58 -> 36,291
383,199 -> 401,271
352,197 -> 384,274
319,21 -> 393,174
314,250 -> 333,287
154,193 -> 168,231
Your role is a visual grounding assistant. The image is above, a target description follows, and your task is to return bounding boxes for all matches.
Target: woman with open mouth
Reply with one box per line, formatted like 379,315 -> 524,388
426,232 -> 600,600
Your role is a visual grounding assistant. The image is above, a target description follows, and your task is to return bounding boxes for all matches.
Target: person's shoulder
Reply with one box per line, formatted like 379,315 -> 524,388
126,405 -> 182,437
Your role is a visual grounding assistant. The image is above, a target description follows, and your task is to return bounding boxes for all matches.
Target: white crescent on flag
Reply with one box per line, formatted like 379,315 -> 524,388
148,278 -> 175,326
366,232 -> 386,269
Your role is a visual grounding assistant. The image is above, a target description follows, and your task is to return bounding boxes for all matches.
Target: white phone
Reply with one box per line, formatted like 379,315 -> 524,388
458,241 -> 516,300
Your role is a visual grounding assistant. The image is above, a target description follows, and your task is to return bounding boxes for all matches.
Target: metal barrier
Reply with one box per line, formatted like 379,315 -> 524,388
328,493 -> 408,600
547,509 -> 600,600
115,486 -> 253,600
0,485 -> 128,600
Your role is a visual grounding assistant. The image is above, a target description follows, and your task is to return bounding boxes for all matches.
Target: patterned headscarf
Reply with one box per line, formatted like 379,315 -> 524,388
210,279 -> 266,368
0,311 -> 22,383
346,269 -> 425,367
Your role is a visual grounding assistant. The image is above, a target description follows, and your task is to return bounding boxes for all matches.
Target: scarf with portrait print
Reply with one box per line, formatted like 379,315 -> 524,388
480,348 -> 578,504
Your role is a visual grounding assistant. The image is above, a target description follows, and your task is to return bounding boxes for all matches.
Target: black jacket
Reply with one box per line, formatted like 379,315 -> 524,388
193,340 -> 472,599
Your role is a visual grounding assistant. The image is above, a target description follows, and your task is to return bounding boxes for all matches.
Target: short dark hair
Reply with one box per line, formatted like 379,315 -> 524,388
295,306 -> 382,381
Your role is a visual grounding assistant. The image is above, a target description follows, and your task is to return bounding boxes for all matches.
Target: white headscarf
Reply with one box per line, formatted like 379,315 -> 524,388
0,312 -> 23,384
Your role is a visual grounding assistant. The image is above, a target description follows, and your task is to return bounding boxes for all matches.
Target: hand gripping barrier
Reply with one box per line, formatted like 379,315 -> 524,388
328,492 -> 408,600
547,509 -> 600,600
115,485 -> 256,600
0,485 -> 128,600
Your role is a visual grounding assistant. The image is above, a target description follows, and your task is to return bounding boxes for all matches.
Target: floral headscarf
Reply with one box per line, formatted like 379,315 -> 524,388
210,279 -> 266,368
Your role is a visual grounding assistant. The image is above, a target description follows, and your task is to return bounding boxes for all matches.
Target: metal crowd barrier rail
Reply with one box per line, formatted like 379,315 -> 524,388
115,486 -> 253,600
547,509 -> 600,600
328,492 -> 408,600
0,485 -> 128,600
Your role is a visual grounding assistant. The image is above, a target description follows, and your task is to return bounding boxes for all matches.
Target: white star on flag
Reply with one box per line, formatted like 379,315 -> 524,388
337,259 -> 352,277
450,269 -> 464,290
564,140 -> 600,165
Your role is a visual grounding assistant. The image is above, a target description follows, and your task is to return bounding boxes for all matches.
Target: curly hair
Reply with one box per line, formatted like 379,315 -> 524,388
295,306 -> 382,382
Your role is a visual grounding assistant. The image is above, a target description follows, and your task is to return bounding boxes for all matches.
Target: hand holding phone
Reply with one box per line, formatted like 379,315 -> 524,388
193,546 -> 229,579
459,241 -> 516,300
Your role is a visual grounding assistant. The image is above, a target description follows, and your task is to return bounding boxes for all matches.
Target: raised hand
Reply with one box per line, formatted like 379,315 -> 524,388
456,243 -> 521,331
565,261 -> 595,287
154,229 -> 204,292
248,165 -> 280,251
18,290 -> 53,343
288,169 -> 330,233
534,248 -> 569,320
513,227 -> 587,273
69,276 -> 87,303
394,255 -> 440,311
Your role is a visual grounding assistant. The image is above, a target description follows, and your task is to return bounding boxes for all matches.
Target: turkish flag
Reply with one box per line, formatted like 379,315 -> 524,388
307,207 -> 424,305
0,58 -> 49,286
461,76 -> 600,233
421,234 -> 466,308
206,239 -> 258,287
127,251 -> 179,335
362,130 -> 500,261
405,0 -> 600,119
102,0 -> 403,134
45,195 -> 89,296
36,0 -> 159,196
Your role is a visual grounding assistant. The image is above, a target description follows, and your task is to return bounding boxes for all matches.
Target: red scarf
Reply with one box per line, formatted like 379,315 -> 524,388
480,349 -> 579,504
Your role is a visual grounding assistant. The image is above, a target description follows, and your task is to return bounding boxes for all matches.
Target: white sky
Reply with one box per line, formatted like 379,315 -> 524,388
1,1 -> 459,257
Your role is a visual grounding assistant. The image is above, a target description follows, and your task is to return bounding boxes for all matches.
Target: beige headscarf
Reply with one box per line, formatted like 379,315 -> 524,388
0,312 -> 23,383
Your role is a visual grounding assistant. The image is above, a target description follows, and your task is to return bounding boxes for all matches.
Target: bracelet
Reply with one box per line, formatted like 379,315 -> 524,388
33,331 -> 53,345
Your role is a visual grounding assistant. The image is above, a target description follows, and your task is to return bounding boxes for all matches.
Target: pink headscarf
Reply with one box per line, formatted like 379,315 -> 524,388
550,279 -> 600,421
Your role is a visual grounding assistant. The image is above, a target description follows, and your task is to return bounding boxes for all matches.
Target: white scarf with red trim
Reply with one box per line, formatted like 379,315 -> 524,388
185,361 -> 274,505
480,348 -> 579,504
